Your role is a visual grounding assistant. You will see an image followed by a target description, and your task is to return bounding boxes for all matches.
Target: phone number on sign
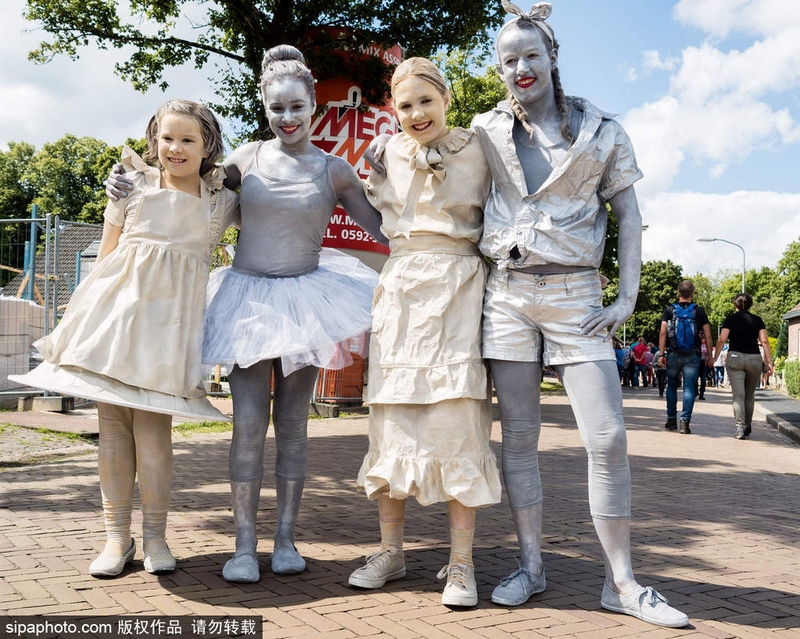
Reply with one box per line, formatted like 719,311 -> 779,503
339,228 -> 378,243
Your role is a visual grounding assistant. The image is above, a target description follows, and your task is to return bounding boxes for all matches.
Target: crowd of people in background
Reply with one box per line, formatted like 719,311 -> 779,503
615,332 -> 725,398
613,279 -> 775,443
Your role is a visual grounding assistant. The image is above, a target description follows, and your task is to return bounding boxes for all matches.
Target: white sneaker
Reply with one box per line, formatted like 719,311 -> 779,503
437,561 -> 477,607
601,584 -> 689,628
348,549 -> 405,589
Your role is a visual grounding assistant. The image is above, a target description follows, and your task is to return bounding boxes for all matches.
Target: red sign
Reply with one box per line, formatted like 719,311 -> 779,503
311,43 -> 402,255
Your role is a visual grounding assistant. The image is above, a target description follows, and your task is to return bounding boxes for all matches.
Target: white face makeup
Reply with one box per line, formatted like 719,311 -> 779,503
392,75 -> 450,146
157,113 -> 208,185
496,23 -> 557,108
264,77 -> 315,145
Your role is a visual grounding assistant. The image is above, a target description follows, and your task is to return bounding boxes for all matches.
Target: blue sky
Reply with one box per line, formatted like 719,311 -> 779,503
2,0 -> 799,277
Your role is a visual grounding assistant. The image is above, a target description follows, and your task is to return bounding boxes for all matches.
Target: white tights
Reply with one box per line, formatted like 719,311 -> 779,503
96,403 -> 172,556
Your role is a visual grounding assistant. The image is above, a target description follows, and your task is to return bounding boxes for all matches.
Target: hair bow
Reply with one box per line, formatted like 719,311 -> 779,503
500,1 -> 554,46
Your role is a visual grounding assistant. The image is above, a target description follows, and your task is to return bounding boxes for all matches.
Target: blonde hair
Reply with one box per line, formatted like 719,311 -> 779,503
496,21 -> 573,145
260,45 -> 315,105
390,57 -> 450,105
144,99 -> 224,179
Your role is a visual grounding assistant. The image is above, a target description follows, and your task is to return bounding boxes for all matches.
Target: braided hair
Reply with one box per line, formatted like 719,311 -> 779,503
500,21 -> 573,145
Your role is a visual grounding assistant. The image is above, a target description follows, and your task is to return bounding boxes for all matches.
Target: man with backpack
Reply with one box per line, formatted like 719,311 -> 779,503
657,280 -> 714,434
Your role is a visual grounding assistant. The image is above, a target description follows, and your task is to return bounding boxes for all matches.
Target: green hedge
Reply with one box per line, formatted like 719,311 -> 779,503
785,359 -> 800,398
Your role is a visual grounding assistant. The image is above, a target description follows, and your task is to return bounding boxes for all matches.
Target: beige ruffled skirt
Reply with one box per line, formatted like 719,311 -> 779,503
357,396 -> 500,508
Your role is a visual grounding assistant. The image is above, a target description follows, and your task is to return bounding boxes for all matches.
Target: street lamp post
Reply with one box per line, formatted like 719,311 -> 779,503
697,238 -> 746,293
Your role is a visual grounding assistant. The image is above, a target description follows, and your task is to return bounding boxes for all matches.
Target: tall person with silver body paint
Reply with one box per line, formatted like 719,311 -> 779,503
471,2 -> 689,628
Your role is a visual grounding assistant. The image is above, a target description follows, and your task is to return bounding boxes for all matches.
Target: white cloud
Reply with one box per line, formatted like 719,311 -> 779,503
670,33 -> 800,104
625,1 -> 800,197
673,0 -> 800,38
622,97 -> 685,199
642,50 -> 678,72
641,191 -> 800,274
0,1 -> 234,152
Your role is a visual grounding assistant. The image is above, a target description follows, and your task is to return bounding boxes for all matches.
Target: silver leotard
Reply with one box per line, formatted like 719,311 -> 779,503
202,147 -> 379,374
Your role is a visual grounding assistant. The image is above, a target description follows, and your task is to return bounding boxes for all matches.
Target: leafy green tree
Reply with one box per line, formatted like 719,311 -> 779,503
775,319 -> 788,359
25,0 -> 504,139
0,142 -> 36,219
747,266 -> 783,336
702,270 -> 739,337
776,239 -> 800,314
605,259 -> 682,344
22,135 -> 112,224
434,48 -> 506,129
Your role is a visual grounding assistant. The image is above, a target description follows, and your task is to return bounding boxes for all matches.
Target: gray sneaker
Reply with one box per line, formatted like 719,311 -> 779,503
437,561 -> 477,607
348,548 -> 405,589
491,566 -> 546,606
601,584 -> 689,628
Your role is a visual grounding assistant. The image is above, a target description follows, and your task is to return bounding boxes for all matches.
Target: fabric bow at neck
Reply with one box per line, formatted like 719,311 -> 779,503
412,146 -> 446,179
397,145 -> 446,237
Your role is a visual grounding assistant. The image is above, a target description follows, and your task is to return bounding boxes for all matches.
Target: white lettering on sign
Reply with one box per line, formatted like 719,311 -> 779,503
311,87 -> 398,180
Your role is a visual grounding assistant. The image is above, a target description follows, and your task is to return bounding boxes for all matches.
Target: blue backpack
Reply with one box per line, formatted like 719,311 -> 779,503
669,302 -> 697,354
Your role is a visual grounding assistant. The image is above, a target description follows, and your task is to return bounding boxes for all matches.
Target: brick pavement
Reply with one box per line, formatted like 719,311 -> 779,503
1,385 -> 799,638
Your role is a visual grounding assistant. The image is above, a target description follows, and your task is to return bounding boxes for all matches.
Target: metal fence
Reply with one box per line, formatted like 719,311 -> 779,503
1,209 -> 103,400
1,211 -> 367,406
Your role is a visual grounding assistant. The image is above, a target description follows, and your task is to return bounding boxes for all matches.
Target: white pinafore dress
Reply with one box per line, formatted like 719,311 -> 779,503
12,148 -> 237,420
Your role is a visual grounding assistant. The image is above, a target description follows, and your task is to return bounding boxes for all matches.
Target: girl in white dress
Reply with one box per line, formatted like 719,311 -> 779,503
13,99 -> 239,578
349,58 -> 501,607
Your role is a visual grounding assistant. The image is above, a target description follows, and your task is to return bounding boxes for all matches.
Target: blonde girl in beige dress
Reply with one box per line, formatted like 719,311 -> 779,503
13,100 -> 239,578
349,58 -> 501,607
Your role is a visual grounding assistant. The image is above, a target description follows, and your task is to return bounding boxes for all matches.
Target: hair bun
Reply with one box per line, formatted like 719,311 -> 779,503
262,45 -> 306,68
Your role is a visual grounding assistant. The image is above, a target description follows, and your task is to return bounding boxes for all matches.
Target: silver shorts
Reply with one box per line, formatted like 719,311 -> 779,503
482,267 -> 615,365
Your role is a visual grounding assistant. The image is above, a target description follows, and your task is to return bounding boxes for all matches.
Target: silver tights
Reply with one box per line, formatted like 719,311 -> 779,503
490,359 -> 631,518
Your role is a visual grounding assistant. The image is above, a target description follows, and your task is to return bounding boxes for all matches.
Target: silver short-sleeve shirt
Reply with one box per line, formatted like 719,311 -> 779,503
471,96 -> 643,271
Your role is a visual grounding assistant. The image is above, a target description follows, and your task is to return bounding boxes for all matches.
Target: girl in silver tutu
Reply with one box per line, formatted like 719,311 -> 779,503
202,45 -> 387,583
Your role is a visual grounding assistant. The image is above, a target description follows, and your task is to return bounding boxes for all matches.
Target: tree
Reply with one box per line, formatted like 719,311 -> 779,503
775,320 -> 788,359
434,48 -> 506,129
605,259 -> 683,344
776,239 -> 800,314
747,266 -> 783,336
0,142 -> 36,219
22,135 -> 113,224
25,0 -> 504,140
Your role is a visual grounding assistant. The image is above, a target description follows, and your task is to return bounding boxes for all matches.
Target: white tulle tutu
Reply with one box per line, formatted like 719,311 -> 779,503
202,248 -> 379,374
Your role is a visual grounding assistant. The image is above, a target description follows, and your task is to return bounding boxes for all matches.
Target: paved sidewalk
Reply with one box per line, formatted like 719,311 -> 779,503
1,386 -> 799,638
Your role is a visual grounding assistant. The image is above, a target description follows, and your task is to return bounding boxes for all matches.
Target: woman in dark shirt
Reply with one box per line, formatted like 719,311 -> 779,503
712,293 -> 773,439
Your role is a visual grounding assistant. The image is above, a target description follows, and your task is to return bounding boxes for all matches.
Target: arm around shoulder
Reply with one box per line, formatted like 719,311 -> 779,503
222,142 -> 260,191
330,156 -> 388,245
